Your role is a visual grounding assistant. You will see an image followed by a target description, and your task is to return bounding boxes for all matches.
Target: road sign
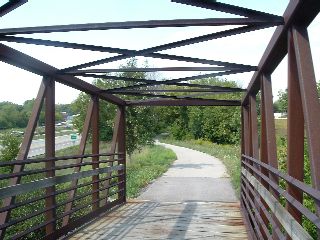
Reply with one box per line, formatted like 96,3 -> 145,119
71,134 -> 77,140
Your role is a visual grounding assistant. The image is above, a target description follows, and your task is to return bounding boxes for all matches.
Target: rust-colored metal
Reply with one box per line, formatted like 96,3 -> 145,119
91,96 -> 100,210
0,0 -> 27,17
243,0 -> 320,105
101,109 -> 121,206
286,27 -> 304,224
0,44 -> 125,106
0,80 -> 46,239
117,106 -> 126,203
1,0 -> 320,238
62,100 -> 94,226
44,77 -> 56,234
292,25 -> 320,215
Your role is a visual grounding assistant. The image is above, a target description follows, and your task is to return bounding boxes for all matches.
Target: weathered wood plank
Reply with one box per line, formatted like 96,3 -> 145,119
69,201 -> 247,239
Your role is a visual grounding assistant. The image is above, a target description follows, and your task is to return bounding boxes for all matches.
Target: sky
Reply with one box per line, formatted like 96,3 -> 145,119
0,0 -> 319,104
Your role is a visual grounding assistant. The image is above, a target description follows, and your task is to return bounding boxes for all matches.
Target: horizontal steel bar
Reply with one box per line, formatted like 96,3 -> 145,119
0,173 -> 123,214
240,191 -> 268,239
242,154 -> 320,203
241,180 -> 285,239
0,18 -> 279,35
0,165 -> 124,199
0,152 -> 123,167
66,66 -> 239,73
242,168 -> 312,239
109,89 -> 244,94
60,25 -> 268,72
0,36 -> 257,70
77,73 -> 248,93
240,191 -> 264,239
12,197 -> 123,240
0,179 -> 124,230
242,160 -> 320,228
126,98 -> 241,106
104,69 -> 251,93
0,158 -> 123,181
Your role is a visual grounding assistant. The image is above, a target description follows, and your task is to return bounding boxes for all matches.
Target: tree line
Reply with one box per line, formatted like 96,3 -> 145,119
71,59 -> 242,156
0,100 -> 73,130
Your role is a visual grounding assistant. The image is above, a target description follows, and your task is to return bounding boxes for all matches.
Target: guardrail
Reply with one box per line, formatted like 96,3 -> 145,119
0,152 -> 125,239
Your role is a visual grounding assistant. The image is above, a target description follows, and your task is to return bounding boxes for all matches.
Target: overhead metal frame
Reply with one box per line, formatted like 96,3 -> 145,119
1,0 -> 320,239
0,0 -> 284,105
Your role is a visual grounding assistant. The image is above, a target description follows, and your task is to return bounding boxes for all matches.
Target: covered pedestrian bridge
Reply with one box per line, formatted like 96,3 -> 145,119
0,0 -> 320,239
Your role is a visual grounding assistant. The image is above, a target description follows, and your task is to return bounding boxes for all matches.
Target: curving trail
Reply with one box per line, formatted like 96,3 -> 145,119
138,141 -> 238,202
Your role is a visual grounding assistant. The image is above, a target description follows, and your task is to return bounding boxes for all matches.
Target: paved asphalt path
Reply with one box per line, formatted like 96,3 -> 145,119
138,141 -> 238,202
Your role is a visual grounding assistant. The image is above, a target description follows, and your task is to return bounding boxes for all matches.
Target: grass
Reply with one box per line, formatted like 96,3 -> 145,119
160,138 -> 241,197
127,145 -> 176,198
275,118 -> 287,138
1,142 -> 176,239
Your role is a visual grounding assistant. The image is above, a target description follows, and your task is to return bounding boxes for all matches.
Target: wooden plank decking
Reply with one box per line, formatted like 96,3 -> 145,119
68,201 -> 248,239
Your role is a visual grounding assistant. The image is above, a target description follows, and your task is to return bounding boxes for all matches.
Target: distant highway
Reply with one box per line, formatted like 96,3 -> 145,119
28,134 -> 81,157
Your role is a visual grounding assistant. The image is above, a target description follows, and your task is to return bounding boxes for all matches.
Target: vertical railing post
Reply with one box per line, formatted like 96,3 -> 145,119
260,73 -> 281,239
91,95 -> 100,210
118,105 -> 126,203
62,100 -> 94,226
101,109 -> 121,206
0,81 -> 46,239
292,26 -> 320,215
286,28 -> 304,223
44,77 -> 56,235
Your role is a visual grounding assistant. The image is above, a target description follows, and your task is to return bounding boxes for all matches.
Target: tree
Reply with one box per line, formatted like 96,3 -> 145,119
274,82 -> 319,113
156,78 -> 242,144
0,132 -> 21,173
71,58 -> 161,156
274,89 -> 288,113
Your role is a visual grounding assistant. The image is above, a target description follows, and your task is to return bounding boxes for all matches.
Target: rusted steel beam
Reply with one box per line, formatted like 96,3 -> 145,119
110,88 -> 244,94
61,25 -> 267,72
260,74 -> 281,239
127,98 -> 241,106
0,36 -> 257,70
110,91 -> 240,102
243,0 -> 320,105
62,100 -> 94,226
44,77 -> 56,235
0,43 -> 125,106
286,28 -> 304,224
260,74 -> 279,186
101,109 -> 121,206
0,81 -> 46,239
117,106 -> 126,203
103,69 -> 250,92
91,96 -> 100,210
0,17 -> 279,35
292,26 -> 320,213
81,74 -> 247,92
66,66 -> 240,73
0,0 -> 27,17
172,0 -> 283,20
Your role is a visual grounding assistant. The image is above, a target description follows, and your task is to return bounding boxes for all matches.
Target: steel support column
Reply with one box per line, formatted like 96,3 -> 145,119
62,100 -> 94,226
0,81 -> 46,239
286,28 -> 304,223
44,77 -> 56,234
292,26 -> 320,214
118,106 -> 126,203
91,96 -> 100,210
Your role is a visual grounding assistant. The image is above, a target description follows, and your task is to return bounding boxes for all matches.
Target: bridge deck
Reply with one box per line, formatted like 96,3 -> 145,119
68,201 -> 248,240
